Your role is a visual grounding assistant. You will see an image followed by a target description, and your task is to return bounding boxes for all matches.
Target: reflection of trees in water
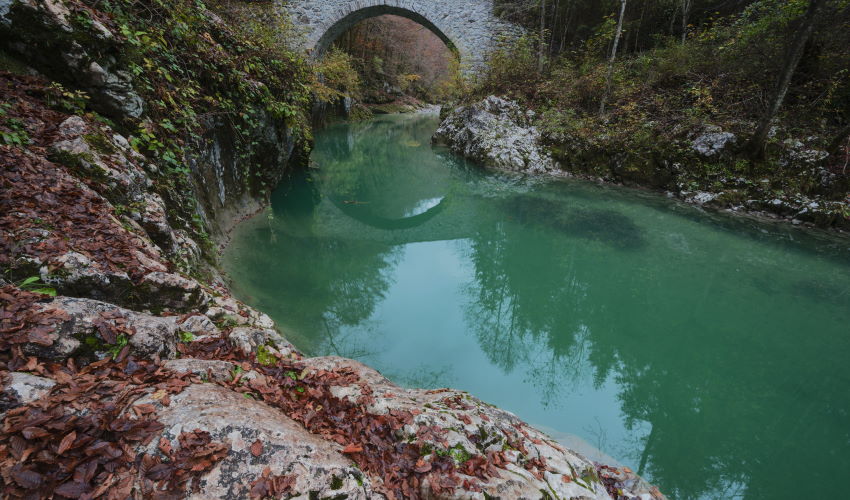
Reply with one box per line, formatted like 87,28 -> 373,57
460,196 -> 850,500
462,220 -> 596,409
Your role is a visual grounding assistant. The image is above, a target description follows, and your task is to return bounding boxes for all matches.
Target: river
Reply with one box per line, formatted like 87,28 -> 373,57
223,112 -> 850,500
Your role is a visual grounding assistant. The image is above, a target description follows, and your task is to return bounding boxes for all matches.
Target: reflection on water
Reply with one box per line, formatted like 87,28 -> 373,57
224,113 -> 850,500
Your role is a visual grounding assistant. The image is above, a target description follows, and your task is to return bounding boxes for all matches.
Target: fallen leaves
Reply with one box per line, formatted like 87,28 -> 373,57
178,336 -> 527,500
0,343 -> 228,499
341,443 -> 363,454
250,439 -> 263,457
0,74 -> 167,293
249,467 -> 296,499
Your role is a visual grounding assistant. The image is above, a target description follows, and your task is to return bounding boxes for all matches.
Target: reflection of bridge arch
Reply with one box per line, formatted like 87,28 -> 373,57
329,195 -> 449,230
284,0 -> 520,71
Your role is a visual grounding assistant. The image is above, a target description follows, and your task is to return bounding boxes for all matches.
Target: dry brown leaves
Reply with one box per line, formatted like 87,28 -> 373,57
0,286 -> 70,368
248,467 -> 295,499
179,337 -> 540,499
0,332 -> 227,499
0,74 -> 164,282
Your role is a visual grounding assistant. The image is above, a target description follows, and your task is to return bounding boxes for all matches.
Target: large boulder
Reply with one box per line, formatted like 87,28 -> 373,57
691,126 -> 737,157
434,96 -> 556,173
133,383 -> 381,499
22,296 -> 179,361
0,0 -> 144,119
297,357 -> 664,500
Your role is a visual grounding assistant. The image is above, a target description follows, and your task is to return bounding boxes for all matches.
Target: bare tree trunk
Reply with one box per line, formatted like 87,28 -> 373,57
745,0 -> 825,159
599,0 -> 627,116
560,0 -> 575,52
669,1 -> 679,36
634,0 -> 647,52
538,0 -> 547,72
681,0 -> 692,44
551,0 -> 561,56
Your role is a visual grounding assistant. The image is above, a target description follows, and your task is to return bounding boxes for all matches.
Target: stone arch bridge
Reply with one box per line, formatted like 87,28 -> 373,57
283,0 -> 520,71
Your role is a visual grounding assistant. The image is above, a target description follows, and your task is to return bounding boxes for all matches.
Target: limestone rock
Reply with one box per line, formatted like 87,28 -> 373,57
780,138 -> 829,168
133,383 -> 382,499
229,326 -> 289,354
1,1 -> 142,119
177,313 -> 220,337
434,96 -> 556,173
40,251 -> 134,301
0,372 -> 56,417
205,295 -> 275,330
23,296 -> 179,361
691,127 -> 737,157
162,359 -> 239,384
298,357 -> 643,500
138,272 -> 209,312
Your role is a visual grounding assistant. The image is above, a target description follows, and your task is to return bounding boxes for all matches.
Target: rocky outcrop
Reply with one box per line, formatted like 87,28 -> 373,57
0,0 -> 307,241
133,383 -> 380,499
434,96 -> 556,173
0,0 -> 144,119
2,285 -> 665,499
0,372 -> 56,417
691,126 -> 737,157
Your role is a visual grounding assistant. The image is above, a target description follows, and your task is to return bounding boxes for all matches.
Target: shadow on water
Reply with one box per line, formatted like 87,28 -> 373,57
498,194 -> 646,250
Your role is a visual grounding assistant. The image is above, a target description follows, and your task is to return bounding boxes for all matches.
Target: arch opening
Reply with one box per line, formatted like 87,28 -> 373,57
315,8 -> 461,106
313,6 -> 459,61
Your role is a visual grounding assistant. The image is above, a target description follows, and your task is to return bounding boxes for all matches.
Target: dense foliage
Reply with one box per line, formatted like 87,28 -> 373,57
332,15 -> 460,105
478,0 -> 850,215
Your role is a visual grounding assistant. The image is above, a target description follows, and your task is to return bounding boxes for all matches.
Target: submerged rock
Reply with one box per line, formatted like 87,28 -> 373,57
434,96 -> 556,173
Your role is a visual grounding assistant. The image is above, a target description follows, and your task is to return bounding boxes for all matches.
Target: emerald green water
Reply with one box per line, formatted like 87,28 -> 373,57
223,113 -> 850,500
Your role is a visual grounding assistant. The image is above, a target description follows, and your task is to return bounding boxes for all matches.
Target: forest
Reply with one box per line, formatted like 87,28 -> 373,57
323,0 -> 850,223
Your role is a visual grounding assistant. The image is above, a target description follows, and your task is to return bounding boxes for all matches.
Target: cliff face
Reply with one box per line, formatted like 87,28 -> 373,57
0,2 -> 664,498
1,0 -> 313,249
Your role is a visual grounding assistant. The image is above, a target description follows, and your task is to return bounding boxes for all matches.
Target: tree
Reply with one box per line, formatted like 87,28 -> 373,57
538,0 -> 548,71
745,0 -> 826,158
680,0 -> 693,44
599,0 -> 628,116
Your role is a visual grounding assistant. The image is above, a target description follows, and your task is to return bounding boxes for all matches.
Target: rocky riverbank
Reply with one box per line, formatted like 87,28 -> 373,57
1,0 -> 665,498
434,96 -> 850,232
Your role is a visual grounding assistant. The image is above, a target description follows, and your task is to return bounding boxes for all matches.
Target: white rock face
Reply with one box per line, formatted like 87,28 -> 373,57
24,296 -> 180,361
691,127 -> 737,157
134,384 -> 381,499
434,96 -> 556,173
1,372 -> 57,416
297,357 -> 664,500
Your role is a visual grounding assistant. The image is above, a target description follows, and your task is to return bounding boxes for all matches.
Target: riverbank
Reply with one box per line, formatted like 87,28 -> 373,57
435,96 -> 850,233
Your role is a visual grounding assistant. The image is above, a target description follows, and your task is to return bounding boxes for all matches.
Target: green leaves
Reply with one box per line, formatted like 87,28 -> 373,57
16,276 -> 57,297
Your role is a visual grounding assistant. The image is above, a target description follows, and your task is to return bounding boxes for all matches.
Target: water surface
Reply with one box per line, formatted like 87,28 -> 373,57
223,113 -> 850,500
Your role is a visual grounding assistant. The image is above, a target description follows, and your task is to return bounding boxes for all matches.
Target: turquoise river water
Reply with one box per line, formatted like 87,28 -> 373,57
223,113 -> 850,500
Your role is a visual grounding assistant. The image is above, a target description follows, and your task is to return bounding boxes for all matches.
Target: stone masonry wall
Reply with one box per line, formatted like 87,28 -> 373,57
284,0 -> 520,71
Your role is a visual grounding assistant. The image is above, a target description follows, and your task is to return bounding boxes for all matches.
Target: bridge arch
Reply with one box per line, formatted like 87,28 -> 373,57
284,0 -> 520,72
